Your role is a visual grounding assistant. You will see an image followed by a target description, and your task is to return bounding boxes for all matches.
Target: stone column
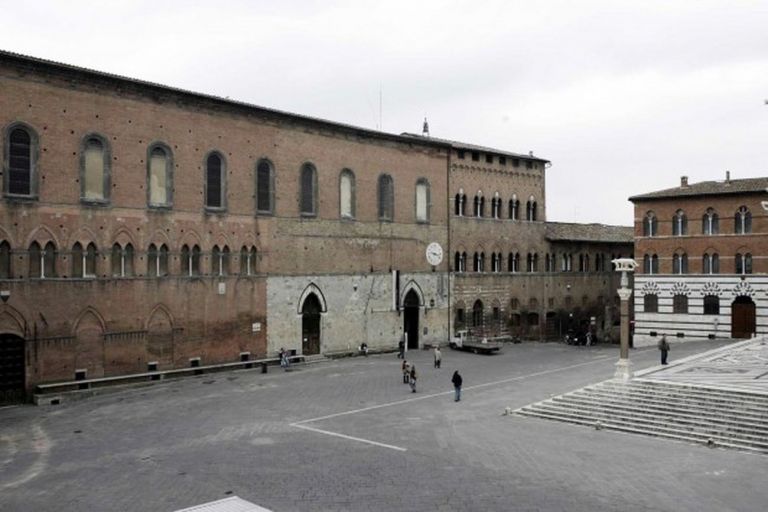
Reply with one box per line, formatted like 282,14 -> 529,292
612,258 -> 637,382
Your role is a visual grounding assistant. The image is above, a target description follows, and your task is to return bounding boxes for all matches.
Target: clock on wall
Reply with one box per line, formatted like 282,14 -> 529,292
426,242 -> 443,267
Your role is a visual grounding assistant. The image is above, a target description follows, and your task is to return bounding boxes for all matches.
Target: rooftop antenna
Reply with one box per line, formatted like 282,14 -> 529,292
422,116 -> 430,137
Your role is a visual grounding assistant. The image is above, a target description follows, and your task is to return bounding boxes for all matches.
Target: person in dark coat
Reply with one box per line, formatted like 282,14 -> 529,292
452,370 -> 463,402
409,365 -> 418,393
402,360 -> 410,383
658,334 -> 670,365
397,337 -> 405,359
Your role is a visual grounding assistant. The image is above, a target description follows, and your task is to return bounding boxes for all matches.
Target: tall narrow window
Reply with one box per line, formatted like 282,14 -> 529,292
159,244 -> 168,276
240,246 -> 257,275
474,194 -> 484,217
491,195 -> 500,219
455,192 -> 466,217
643,212 -> 658,237
29,242 -> 41,278
43,241 -> 56,278
644,254 -> 659,275
672,210 -> 687,236
415,179 -> 429,222
339,169 -> 355,219
212,245 -> 230,276
736,253 -> 752,275
672,294 -> 688,314
84,243 -> 98,277
673,253 -> 688,274
378,174 -> 394,221
112,243 -> 134,277
472,300 -> 484,328
526,197 -> 537,221
82,136 -> 108,202
509,195 -> 519,220
703,253 -> 720,275
148,145 -> 172,207
300,164 -> 317,216
6,126 -> 37,197
643,294 -> 658,313
0,241 -> 10,279
148,244 -> 158,277
702,208 -> 719,235
72,242 -> 84,278
205,153 -> 225,209
735,206 -> 751,234
703,295 -> 720,315
182,245 -> 191,276
256,159 -> 274,214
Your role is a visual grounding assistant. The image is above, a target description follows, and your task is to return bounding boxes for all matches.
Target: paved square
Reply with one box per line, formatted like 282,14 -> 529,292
1,340 -> 766,512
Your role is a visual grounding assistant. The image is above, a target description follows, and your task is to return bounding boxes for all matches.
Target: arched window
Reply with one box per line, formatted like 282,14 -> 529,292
454,251 -> 462,272
148,244 -> 158,277
643,211 -> 658,237
415,179 -> 430,222
472,252 -> 481,272
205,152 -> 225,210
29,242 -> 41,278
673,294 -> 688,314
643,254 -> 659,275
735,253 -> 752,275
182,244 -> 201,276
43,241 -> 57,278
672,210 -> 687,236
473,252 -> 486,272
111,243 -> 134,277
377,174 -> 394,221
527,253 -> 534,272
5,125 -> 38,197
460,252 -> 467,272
703,295 -> 719,315
735,206 -> 751,234
703,253 -> 719,274
455,192 -> 466,217
240,246 -> 258,276
673,252 -> 688,274
72,242 -> 83,278
643,294 -> 658,313
256,159 -> 274,215
148,244 -> 169,277
702,208 -> 719,235
508,195 -> 519,220
81,135 -> 109,202
211,245 -> 230,276
474,194 -> 484,218
491,194 -> 500,219
508,252 -> 520,273
84,243 -> 98,277
147,144 -> 173,207
300,163 -> 318,216
339,169 -> 355,219
472,300 -> 484,328
526,196 -> 537,221
491,252 -> 500,272
0,241 -> 10,279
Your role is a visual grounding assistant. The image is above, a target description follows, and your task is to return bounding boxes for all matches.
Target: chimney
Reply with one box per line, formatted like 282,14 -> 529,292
725,170 -> 731,183
680,176 -> 688,187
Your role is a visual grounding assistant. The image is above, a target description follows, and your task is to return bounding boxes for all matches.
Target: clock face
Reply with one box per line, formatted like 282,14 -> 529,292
426,242 -> 443,266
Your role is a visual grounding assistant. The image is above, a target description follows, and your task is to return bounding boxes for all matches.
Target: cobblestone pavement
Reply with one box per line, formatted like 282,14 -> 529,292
1,340 -> 766,512
639,337 -> 768,393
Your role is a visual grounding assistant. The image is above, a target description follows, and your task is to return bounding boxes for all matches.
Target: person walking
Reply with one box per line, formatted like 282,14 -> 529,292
658,334 -> 670,365
397,337 -> 405,359
452,370 -> 463,402
409,364 -> 418,393
279,347 -> 290,370
434,346 -> 442,369
402,360 -> 410,383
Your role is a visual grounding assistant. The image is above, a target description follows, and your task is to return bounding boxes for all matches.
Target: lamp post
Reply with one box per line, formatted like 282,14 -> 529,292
612,258 -> 638,381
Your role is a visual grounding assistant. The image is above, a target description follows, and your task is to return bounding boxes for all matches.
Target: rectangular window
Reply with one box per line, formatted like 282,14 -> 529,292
471,152 -> 480,161
416,183 -> 428,222
485,154 -> 493,164
83,144 -> 104,200
149,153 -> 167,205
499,156 -> 506,165
457,150 -> 465,159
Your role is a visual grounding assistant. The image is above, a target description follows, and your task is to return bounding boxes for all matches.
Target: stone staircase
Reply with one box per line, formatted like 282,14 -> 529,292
514,379 -> 768,454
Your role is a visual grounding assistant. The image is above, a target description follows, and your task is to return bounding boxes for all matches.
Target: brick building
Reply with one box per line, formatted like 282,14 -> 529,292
630,174 -> 768,344
0,51 -> 631,402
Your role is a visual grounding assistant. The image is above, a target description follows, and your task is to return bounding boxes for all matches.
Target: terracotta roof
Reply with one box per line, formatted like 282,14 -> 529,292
545,222 -> 634,243
400,133 -> 550,163
630,177 -> 768,201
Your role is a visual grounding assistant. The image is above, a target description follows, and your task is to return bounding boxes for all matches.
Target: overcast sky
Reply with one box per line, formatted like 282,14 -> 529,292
3,1 -> 767,225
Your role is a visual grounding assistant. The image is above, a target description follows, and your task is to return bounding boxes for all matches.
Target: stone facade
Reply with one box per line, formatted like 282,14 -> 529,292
0,51 -> 631,400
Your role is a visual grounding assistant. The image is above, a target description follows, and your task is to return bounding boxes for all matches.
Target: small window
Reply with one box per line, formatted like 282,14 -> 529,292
735,206 -> 752,234
525,161 -> 533,169
673,253 -> 688,274
703,295 -> 719,315
702,208 -> 719,235
643,294 -> 658,313
182,244 -> 201,276
455,308 -> 465,328
672,210 -> 687,236
512,158 -> 520,167
499,156 -> 506,165
84,243 -> 98,277
111,243 -> 134,277
526,197 -> 537,221
510,297 -> 519,310
703,253 -> 719,275
212,245 -> 230,276
643,211 -> 658,237
485,154 -> 493,163
471,151 -> 480,162
240,246 -> 258,276
415,179 -> 430,222
205,152 -> 225,210
735,253 -> 752,275
29,242 -> 41,278
71,242 -> 84,278
82,136 -> 109,202
256,159 -> 274,214
672,294 -> 688,314
457,150 -> 465,159
377,174 -> 394,221
454,193 -> 466,217
508,196 -> 519,220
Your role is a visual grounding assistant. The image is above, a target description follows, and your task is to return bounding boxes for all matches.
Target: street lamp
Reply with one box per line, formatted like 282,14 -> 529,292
612,258 -> 637,381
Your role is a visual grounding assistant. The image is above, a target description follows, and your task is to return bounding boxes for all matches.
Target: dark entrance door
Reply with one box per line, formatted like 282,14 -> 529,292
403,290 -> 420,349
0,334 -> 25,404
731,296 -> 756,339
302,294 -> 322,355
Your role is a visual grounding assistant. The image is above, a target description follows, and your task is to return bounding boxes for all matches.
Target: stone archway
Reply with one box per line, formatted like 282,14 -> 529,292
0,333 -> 26,404
403,289 -> 420,350
731,296 -> 756,339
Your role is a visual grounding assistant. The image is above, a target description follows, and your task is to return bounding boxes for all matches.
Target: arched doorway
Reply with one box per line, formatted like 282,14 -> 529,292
731,296 -> 756,339
472,299 -> 484,335
0,334 -> 25,404
403,289 -> 420,350
302,293 -> 322,355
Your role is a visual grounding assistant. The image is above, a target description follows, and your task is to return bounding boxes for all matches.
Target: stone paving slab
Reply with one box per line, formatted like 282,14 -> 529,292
637,337 -> 768,394
1,339 -> 766,512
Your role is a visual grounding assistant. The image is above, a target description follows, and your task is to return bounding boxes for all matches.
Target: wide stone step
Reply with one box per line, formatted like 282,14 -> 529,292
576,388 -> 768,421
542,398 -> 768,440
601,381 -> 768,405
515,408 -> 768,453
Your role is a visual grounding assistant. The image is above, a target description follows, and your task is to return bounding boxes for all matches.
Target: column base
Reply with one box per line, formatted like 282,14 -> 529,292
614,358 -> 633,382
